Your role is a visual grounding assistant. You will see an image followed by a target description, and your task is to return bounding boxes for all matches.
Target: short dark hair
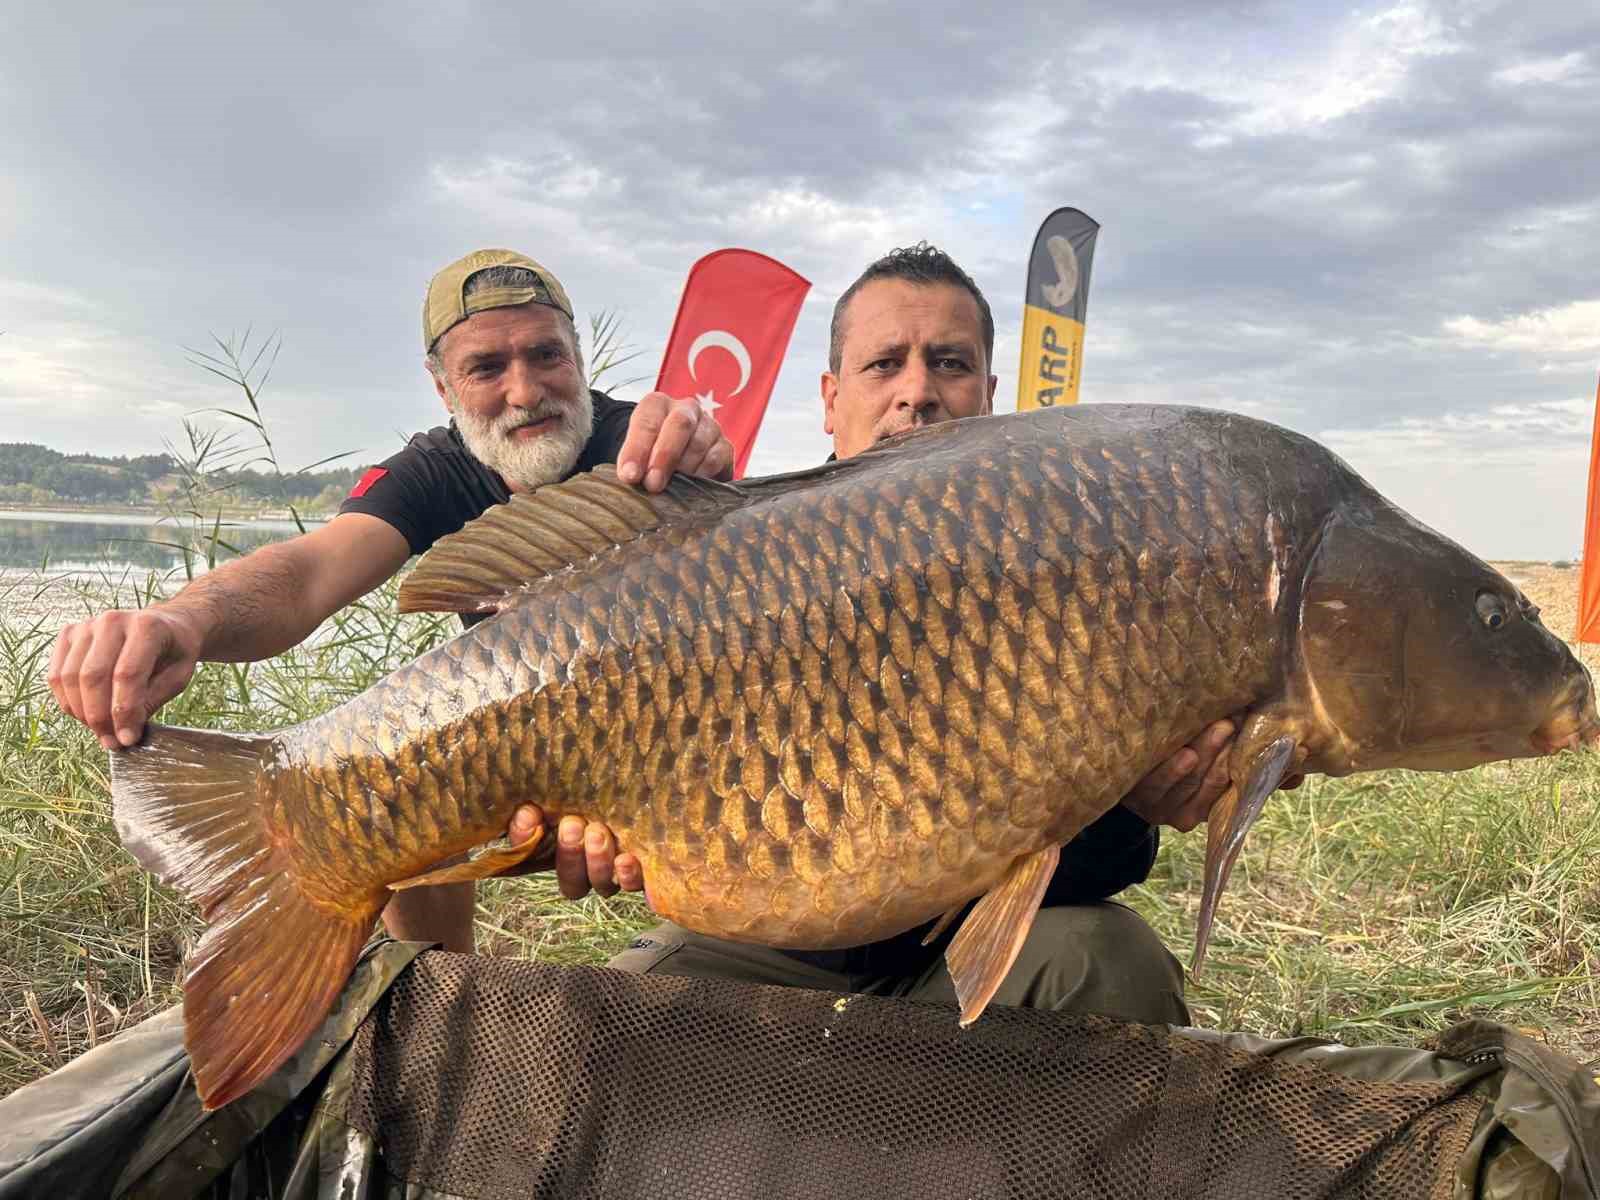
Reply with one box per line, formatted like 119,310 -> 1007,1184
828,242 -> 995,375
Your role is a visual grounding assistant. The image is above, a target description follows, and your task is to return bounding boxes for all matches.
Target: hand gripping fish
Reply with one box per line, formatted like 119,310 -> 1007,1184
112,405 -> 1599,1109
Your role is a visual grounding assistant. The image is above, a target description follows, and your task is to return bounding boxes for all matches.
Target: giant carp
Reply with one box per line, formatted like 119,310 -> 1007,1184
113,404 -> 1598,1109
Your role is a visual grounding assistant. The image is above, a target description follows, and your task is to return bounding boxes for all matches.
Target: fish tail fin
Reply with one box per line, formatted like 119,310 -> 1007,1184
112,723 -> 380,1111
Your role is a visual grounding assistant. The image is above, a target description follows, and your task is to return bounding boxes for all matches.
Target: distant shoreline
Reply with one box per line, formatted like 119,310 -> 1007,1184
0,503 -> 331,524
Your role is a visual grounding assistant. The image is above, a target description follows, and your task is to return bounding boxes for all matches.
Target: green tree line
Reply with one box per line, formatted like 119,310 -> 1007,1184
0,442 -> 366,510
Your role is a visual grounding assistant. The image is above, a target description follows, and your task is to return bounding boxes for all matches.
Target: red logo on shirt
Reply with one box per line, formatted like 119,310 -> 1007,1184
348,467 -> 388,498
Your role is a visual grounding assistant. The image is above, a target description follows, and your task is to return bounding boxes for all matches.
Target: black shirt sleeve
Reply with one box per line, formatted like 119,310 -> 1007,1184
1043,805 -> 1160,905
576,391 -> 636,472
336,427 -> 509,556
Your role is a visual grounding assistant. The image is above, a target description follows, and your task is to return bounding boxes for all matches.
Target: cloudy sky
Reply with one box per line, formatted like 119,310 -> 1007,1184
3,1 -> 1598,558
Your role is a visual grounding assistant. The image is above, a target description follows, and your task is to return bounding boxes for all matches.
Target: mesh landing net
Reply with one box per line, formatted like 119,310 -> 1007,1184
344,952 -> 1484,1200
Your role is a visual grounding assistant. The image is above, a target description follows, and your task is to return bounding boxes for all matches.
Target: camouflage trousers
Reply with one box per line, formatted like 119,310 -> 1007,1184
607,901 -> 1191,1027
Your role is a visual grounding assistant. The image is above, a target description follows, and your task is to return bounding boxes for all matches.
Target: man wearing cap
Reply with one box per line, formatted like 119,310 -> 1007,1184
523,244 -> 1266,1026
48,248 -> 732,948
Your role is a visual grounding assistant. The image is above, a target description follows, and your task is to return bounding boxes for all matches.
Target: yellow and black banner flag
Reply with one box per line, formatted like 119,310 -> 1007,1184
1016,208 -> 1099,410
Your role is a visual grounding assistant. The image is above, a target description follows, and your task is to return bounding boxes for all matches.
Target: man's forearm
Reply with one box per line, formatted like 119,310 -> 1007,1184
161,542 -> 330,663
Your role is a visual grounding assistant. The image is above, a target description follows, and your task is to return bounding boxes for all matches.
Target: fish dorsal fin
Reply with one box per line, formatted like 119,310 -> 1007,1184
397,467 -> 752,615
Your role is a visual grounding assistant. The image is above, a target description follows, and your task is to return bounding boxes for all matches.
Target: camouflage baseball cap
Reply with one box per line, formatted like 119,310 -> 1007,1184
423,249 -> 575,353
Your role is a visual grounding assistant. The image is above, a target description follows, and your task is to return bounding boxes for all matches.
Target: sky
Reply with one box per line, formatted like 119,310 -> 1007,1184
2,0 -> 1598,559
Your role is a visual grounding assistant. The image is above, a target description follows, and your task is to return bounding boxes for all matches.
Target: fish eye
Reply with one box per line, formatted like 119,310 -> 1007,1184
1475,591 -> 1508,630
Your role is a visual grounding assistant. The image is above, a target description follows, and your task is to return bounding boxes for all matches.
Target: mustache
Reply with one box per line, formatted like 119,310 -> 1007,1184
494,404 -> 569,434
876,412 -> 937,441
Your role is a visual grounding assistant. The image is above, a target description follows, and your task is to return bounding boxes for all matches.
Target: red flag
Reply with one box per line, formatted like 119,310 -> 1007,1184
1576,371 -> 1600,642
655,249 -> 810,478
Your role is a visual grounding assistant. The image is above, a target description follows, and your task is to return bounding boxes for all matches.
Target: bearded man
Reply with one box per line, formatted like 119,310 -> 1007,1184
49,248 -> 733,948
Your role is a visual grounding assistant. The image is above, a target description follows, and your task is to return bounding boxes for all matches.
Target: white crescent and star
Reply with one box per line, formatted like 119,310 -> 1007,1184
686,329 -> 752,415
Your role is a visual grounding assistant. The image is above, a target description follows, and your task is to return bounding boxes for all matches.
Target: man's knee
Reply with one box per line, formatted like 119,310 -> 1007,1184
1003,902 -> 1189,1026
606,922 -> 851,992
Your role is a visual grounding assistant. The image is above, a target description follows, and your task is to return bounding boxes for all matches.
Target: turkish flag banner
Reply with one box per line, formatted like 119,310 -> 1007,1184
655,249 -> 811,478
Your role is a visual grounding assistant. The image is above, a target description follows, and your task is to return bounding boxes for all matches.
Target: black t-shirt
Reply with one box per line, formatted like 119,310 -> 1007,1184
341,396 -> 1155,963
339,388 -> 634,557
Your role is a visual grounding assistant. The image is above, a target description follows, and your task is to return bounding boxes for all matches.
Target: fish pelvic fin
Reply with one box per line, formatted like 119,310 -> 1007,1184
389,825 -> 547,889
111,723 -> 380,1111
920,901 -> 966,947
1192,733 -> 1299,974
945,844 -> 1061,1027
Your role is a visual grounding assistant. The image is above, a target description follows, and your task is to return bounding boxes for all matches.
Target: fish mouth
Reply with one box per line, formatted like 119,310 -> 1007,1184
1529,677 -> 1600,755
1531,722 -> 1600,755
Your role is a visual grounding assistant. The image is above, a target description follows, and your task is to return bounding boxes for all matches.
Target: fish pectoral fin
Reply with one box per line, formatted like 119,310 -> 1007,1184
944,844 -> 1061,1027
1192,734 -> 1299,973
389,826 -> 548,890
920,902 -> 966,947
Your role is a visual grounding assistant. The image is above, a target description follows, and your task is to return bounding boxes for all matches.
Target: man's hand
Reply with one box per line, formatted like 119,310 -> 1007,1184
1121,719 -> 1303,831
381,806 -> 647,951
48,608 -> 205,750
47,515 -> 412,753
505,805 -> 645,899
616,391 -> 734,492
1122,720 -> 1236,832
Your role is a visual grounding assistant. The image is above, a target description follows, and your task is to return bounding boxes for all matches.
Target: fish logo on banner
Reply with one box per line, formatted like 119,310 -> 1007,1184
1016,209 -> 1100,410
656,249 -> 811,478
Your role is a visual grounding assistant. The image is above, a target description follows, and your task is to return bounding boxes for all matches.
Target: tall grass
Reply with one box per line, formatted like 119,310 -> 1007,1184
0,567 -> 463,1089
5,551 -> 1596,1096
1125,754 -> 1600,1063
1,334 -> 1595,1097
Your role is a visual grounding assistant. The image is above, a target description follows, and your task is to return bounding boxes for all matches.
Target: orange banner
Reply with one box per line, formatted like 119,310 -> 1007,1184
1577,372 -> 1600,642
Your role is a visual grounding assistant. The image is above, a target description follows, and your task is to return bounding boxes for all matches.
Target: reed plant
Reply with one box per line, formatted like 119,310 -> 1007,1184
4,584 -> 1594,1096
0,331 -> 1595,1096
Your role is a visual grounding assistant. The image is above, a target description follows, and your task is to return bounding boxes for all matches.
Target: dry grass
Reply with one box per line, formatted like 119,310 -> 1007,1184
1,558 -> 1596,1100
1124,753 -> 1600,1066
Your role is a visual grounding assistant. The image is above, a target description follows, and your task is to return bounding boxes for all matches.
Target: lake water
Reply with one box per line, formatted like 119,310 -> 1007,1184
0,510 -> 319,574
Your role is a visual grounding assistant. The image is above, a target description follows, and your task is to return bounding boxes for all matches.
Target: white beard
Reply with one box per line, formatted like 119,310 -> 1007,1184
451,388 -> 594,491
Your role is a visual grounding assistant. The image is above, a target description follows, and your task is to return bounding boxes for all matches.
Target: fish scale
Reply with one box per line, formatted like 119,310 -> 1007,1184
112,404 -> 1598,1110
265,416 -> 1277,949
